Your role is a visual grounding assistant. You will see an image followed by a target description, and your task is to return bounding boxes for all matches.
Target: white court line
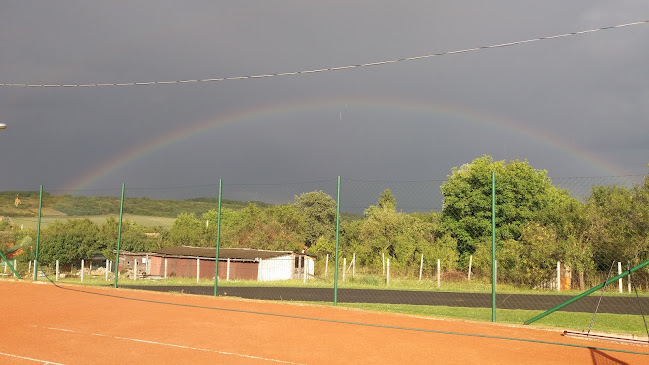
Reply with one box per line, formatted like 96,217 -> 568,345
0,351 -> 66,365
32,325 -> 305,364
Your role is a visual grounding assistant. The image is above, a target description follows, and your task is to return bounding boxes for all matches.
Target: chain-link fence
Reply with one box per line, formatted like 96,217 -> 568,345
2,168 -> 649,336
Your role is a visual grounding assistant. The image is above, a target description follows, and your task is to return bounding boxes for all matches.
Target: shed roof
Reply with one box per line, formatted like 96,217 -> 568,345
151,246 -> 305,260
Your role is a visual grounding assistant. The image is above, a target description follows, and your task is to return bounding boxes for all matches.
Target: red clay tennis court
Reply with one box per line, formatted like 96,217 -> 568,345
1,280 -> 648,364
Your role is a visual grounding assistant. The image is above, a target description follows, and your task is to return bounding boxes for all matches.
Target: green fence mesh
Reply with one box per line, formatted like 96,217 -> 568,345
3,169 -> 649,336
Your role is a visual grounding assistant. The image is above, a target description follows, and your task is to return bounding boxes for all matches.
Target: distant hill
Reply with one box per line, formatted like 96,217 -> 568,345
0,191 -> 42,217
0,191 -> 259,218
0,191 -> 362,221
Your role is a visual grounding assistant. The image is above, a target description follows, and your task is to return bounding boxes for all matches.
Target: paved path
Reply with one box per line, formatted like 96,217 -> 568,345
123,285 -> 649,315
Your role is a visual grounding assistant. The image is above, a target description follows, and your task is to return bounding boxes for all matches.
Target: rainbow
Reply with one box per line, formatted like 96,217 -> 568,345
64,96 -> 625,191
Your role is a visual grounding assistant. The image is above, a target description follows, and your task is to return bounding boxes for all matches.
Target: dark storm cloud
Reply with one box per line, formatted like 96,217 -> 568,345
1,0 -> 648,192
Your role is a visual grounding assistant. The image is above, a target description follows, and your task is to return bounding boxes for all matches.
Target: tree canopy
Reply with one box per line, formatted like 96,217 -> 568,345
294,191 -> 337,247
440,155 -> 565,261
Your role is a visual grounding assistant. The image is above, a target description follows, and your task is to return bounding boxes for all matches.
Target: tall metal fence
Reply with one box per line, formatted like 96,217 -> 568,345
2,172 -> 648,335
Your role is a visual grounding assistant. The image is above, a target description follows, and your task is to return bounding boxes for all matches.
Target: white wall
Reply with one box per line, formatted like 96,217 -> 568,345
257,255 -> 293,281
305,257 -> 314,277
256,254 -> 315,281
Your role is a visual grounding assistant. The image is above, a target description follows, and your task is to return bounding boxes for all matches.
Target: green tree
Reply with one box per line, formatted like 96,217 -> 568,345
498,223 -> 559,287
440,155 -> 564,262
355,191 -> 438,274
309,236 -> 335,258
166,213 -> 202,247
537,196 -> 594,290
359,195 -> 401,266
632,170 -> 649,261
99,217 -> 151,259
378,189 -> 396,210
430,233 -> 459,271
231,203 -> 266,248
586,176 -> 649,269
203,207 -> 240,247
39,219 -> 102,266
212,203 -> 303,251
294,191 -> 337,247
339,219 -> 363,259
266,204 -> 304,237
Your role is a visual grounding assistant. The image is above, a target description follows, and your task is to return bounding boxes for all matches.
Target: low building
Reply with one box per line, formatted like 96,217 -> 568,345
145,246 -> 314,281
117,251 -> 150,277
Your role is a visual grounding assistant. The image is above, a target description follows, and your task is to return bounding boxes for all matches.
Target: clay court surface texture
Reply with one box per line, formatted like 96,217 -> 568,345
1,280 -> 648,364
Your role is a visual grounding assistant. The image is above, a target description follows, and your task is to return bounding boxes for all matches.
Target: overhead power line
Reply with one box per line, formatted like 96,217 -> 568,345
1,20 -> 647,88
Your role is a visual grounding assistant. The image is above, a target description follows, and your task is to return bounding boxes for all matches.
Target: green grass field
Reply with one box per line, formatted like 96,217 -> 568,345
338,303 -> 649,336
10,214 -> 177,230
25,273 -> 648,336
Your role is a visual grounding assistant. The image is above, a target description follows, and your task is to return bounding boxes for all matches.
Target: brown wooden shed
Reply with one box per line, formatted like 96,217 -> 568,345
146,246 -> 314,281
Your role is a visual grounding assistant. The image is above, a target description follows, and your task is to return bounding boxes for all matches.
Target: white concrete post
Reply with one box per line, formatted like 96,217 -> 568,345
628,262 -> 632,293
437,259 -> 441,289
303,259 -> 307,283
106,259 -> 110,281
352,253 -> 356,279
325,254 -> 329,278
386,258 -> 390,286
55,260 -> 59,281
557,261 -> 561,292
196,258 -> 200,283
164,258 -> 168,279
226,258 -> 231,281
28,260 -> 32,275
80,259 -> 85,282
146,254 -> 150,275
419,253 -> 424,281
3,260 -> 6,273
13,260 -> 17,278
618,262 -> 623,293
343,258 -> 346,282
468,255 -> 473,281
382,253 -> 385,276
134,260 -> 138,281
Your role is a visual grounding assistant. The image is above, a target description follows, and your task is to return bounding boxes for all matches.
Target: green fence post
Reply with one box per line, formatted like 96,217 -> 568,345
214,179 -> 222,296
491,171 -> 496,322
33,185 -> 43,281
113,183 -> 126,288
334,176 -> 341,306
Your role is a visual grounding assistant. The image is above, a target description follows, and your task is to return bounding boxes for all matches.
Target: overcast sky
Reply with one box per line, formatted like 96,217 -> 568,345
1,1 -> 648,197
